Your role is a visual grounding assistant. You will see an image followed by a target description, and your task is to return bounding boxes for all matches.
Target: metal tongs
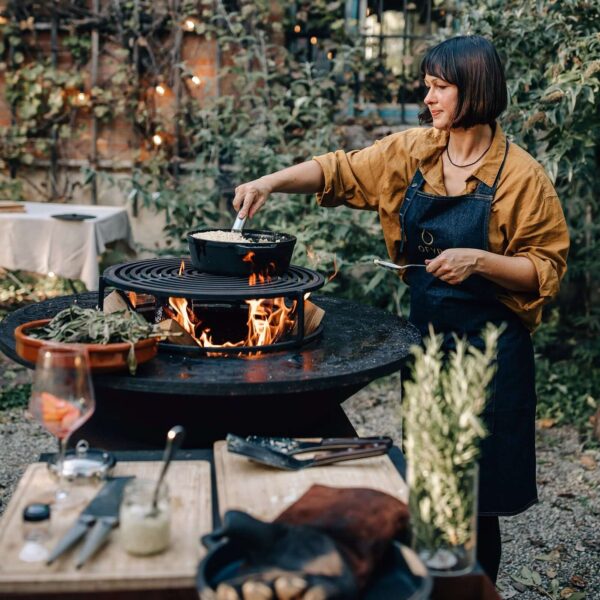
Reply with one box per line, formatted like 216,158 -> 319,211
226,434 -> 393,471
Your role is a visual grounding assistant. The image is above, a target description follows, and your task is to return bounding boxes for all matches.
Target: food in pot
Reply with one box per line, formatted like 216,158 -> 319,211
191,230 -> 274,243
191,230 -> 252,243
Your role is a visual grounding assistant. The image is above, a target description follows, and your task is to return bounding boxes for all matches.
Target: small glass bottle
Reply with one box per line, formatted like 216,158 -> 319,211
119,479 -> 170,556
19,503 -> 51,563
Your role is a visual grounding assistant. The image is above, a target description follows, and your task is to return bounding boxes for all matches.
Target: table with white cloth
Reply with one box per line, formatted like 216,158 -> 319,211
0,202 -> 134,291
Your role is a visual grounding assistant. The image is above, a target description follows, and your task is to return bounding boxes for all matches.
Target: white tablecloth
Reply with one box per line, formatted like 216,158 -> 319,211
0,202 -> 134,291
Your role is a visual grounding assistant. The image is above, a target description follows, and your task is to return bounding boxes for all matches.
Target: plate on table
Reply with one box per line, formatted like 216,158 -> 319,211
51,213 -> 96,221
197,540 -> 432,599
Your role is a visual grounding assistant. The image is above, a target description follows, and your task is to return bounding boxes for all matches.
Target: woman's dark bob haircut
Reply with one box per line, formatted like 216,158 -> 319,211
419,35 -> 507,129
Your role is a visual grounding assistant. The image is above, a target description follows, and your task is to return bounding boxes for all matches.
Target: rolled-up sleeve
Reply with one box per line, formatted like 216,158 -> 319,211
313,139 -> 388,210
504,178 -> 569,317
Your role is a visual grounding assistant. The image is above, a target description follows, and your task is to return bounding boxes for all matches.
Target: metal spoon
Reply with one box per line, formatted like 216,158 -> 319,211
148,426 -> 185,517
374,258 -> 426,271
232,213 -> 246,232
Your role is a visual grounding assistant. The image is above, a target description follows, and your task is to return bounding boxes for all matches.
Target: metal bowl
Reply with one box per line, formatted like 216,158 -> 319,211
47,440 -> 116,481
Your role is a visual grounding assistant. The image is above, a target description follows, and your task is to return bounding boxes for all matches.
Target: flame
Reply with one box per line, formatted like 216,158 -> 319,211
164,295 -> 297,356
327,256 -> 339,283
128,291 -> 138,306
243,251 -> 274,286
167,296 -> 198,339
178,260 -> 185,276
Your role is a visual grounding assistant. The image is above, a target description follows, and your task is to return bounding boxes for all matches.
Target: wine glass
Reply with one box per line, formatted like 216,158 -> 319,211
28,345 -> 95,508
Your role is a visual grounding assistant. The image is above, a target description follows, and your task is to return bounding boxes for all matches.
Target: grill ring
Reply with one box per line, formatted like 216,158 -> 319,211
101,258 -> 325,301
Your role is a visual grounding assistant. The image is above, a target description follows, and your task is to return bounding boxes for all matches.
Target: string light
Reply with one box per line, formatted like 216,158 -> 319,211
293,24 -> 301,33
77,92 -> 87,104
0,16 -> 8,25
310,36 -> 318,45
191,75 -> 201,86
155,84 -> 166,96
152,134 -> 163,146
183,18 -> 195,31
327,51 -> 333,60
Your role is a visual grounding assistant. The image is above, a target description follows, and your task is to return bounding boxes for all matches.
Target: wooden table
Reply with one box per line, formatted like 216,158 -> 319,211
0,448 -> 500,599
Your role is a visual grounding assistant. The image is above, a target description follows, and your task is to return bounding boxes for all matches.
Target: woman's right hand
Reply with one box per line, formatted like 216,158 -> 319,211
232,177 -> 272,219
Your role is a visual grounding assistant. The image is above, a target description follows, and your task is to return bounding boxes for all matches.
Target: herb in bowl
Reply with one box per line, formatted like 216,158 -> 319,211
28,306 -> 160,374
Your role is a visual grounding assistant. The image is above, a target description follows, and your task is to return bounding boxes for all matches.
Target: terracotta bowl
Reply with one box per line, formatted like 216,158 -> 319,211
14,319 -> 158,373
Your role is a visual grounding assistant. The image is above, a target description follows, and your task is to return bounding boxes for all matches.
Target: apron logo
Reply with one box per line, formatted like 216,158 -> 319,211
418,229 -> 442,255
421,229 -> 434,246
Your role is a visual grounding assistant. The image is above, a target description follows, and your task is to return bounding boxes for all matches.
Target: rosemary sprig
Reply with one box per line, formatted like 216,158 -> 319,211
403,324 -> 500,552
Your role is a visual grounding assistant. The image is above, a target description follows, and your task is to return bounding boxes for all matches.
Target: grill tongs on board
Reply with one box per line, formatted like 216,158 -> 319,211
226,434 -> 393,471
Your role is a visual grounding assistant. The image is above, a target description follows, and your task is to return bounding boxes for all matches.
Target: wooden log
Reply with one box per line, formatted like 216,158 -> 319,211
304,300 -> 325,336
102,290 -> 130,314
158,318 -> 198,346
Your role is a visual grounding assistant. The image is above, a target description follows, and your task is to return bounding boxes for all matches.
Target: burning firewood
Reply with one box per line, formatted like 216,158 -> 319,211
102,290 -> 130,314
293,300 -> 325,337
158,318 -> 198,346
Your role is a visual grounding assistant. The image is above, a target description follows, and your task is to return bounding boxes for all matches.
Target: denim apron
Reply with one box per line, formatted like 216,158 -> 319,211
399,142 -> 538,516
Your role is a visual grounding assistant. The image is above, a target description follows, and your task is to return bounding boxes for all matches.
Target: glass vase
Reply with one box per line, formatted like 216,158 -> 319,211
409,462 -> 479,576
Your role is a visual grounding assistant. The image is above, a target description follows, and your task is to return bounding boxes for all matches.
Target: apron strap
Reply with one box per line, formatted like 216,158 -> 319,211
475,139 -> 510,196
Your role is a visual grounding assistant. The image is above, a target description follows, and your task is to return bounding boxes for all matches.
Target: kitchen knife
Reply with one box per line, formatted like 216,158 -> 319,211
47,476 -> 134,566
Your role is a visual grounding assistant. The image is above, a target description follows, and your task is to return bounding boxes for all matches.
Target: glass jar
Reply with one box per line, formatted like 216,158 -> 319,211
410,463 -> 479,576
119,479 -> 170,556
19,503 -> 51,563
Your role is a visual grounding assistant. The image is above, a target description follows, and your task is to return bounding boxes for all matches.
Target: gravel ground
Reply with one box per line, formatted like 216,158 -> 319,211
1,363 -> 598,599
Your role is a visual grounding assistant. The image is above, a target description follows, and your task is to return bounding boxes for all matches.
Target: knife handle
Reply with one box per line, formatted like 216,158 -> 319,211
47,515 -> 94,565
309,444 -> 390,467
316,436 -> 393,449
75,516 -> 118,569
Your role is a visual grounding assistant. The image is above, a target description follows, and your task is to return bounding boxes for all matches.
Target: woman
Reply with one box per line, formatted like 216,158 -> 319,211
232,36 -> 569,582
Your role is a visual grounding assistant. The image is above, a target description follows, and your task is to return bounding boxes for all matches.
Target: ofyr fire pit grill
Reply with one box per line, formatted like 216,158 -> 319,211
98,258 -> 325,355
0,258 -> 421,449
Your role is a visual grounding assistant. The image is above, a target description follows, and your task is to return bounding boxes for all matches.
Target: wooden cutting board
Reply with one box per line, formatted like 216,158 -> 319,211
214,441 -> 408,521
0,460 -> 211,594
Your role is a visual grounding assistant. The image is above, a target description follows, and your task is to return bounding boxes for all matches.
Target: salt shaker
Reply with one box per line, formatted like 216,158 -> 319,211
19,503 -> 51,563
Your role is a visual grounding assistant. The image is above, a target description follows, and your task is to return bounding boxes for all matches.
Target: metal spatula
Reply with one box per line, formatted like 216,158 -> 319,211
226,434 -> 390,470
232,214 -> 246,232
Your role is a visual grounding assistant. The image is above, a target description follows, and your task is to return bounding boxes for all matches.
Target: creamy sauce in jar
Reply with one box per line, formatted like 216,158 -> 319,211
119,480 -> 170,556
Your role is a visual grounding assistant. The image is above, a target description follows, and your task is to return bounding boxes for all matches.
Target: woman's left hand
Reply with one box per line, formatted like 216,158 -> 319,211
425,248 -> 482,285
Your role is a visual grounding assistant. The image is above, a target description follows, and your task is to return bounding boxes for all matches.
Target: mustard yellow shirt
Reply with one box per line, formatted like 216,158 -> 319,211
313,124 -> 569,331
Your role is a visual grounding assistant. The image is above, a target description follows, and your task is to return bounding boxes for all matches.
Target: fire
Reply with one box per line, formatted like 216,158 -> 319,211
178,260 -> 185,276
243,251 -> 275,285
127,291 -> 138,306
164,295 -> 297,355
327,255 -> 339,283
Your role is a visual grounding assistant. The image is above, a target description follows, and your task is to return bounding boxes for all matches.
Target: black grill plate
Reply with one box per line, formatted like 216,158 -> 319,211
101,258 -> 324,300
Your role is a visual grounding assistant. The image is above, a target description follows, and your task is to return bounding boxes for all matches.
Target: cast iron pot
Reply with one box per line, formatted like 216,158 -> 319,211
188,228 -> 296,277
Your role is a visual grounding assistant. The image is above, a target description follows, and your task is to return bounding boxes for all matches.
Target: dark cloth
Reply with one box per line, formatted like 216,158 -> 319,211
202,485 -> 410,599
398,143 -> 538,516
477,516 -> 502,584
